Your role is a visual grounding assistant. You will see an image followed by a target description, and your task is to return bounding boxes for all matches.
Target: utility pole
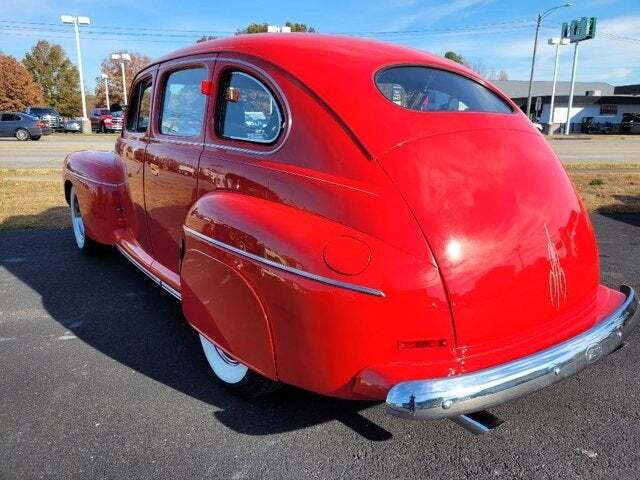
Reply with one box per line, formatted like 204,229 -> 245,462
111,53 -> 131,106
61,15 -> 91,133
525,3 -> 572,119
102,74 -> 110,109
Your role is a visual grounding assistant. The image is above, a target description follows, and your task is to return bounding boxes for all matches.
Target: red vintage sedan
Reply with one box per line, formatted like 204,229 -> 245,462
62,34 -> 637,433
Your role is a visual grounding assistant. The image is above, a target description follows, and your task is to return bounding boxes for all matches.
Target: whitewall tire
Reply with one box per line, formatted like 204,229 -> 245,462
199,333 -> 280,398
69,185 -> 99,255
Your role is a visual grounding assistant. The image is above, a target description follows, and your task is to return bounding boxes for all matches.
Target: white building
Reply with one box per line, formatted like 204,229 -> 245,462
495,80 -> 640,133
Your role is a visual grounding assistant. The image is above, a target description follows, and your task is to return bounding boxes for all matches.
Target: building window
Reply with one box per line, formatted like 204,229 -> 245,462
600,104 -> 617,116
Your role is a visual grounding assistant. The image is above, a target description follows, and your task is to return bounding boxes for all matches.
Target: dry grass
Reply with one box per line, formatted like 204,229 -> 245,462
0,168 -> 68,230
567,170 -> 640,213
0,166 -> 638,231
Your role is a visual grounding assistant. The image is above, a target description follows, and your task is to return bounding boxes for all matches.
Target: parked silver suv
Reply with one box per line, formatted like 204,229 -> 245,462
24,106 -> 63,132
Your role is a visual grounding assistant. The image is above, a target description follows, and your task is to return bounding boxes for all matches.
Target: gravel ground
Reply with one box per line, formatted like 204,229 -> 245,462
0,213 -> 639,479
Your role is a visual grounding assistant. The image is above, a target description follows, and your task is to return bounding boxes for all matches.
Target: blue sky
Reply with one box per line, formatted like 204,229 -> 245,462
2,0 -> 639,91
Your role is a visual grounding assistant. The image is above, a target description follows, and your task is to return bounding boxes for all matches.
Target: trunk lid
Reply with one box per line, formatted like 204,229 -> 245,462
378,128 -> 600,353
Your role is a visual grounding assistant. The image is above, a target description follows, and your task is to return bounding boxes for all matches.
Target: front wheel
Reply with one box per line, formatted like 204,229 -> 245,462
199,334 -> 280,398
69,185 -> 99,255
15,128 -> 29,141
31,135 -> 41,141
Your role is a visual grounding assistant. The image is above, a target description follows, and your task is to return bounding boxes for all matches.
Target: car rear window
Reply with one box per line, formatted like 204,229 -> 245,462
375,66 -> 512,114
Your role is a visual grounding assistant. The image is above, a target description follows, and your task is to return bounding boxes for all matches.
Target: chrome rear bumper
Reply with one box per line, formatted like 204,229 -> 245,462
386,285 -> 638,420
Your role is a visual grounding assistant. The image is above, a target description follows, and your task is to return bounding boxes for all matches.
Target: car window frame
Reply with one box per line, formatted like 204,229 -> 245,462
214,69 -> 285,146
156,63 -> 209,140
125,75 -> 154,134
374,64 -> 515,115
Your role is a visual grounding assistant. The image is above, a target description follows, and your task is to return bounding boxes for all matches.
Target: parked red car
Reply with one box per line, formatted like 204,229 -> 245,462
90,107 -> 123,133
62,34 -> 637,433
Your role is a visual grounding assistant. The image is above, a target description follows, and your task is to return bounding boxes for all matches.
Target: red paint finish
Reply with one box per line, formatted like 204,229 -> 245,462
62,34 -> 628,401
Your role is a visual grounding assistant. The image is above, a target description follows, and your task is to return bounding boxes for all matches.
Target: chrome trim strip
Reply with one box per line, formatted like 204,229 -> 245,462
386,285 -> 638,420
183,226 -> 385,297
66,169 -> 124,188
117,245 -> 182,301
161,282 -> 182,301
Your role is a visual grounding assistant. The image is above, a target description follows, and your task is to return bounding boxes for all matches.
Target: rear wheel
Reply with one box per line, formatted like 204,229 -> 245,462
69,186 -> 99,255
199,334 -> 280,398
15,128 -> 29,141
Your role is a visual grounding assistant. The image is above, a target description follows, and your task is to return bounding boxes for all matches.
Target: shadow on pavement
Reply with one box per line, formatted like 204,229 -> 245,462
0,228 -> 393,441
0,207 -> 69,230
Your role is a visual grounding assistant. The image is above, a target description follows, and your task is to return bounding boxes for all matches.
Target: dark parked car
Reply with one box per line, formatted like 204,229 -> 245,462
24,106 -> 63,132
0,112 -> 43,140
90,107 -> 123,133
581,116 -> 614,134
621,113 -> 640,133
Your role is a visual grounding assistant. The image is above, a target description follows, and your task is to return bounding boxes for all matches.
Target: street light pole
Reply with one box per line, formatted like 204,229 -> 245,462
102,74 -> 110,110
525,3 -> 572,119
61,15 -> 91,133
111,53 -> 131,106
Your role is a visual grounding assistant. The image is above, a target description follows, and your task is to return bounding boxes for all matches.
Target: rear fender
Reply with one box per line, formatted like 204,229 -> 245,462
63,150 -> 126,245
181,192 -> 455,397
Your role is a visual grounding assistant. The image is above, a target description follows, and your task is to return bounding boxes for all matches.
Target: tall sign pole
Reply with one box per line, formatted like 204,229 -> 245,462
548,37 -> 570,126
562,17 -> 597,135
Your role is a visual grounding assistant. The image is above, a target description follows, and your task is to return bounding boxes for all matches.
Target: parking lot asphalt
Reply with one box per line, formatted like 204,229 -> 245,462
1,213 -> 639,479
0,134 -> 117,169
0,133 -> 638,169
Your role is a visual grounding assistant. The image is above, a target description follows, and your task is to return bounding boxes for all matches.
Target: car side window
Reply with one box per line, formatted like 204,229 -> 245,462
216,71 -> 283,144
1,114 -> 15,121
126,79 -> 153,133
160,67 -> 207,137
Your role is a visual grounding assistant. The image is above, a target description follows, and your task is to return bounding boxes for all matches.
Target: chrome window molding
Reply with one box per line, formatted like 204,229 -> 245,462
204,56 -> 292,156
117,245 -> 182,301
66,169 -> 124,188
219,71 -> 283,144
183,226 -> 385,297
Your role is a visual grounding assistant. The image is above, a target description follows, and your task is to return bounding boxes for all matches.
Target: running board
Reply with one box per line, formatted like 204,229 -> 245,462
117,245 -> 182,301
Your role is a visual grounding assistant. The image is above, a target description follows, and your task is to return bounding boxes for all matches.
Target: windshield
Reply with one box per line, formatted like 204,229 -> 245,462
30,108 -> 57,115
375,66 -> 512,114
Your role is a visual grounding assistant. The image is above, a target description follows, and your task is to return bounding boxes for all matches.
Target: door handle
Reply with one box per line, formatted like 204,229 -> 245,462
148,163 -> 160,176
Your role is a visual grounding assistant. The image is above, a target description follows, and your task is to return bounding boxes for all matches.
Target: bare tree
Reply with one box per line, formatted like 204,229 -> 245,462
470,60 -> 488,78
498,70 -> 509,81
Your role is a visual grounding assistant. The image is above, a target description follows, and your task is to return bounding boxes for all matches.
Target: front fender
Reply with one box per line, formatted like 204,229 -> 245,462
63,150 -> 126,245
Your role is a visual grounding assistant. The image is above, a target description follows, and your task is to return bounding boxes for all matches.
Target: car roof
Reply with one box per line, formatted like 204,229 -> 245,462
150,34 -> 515,155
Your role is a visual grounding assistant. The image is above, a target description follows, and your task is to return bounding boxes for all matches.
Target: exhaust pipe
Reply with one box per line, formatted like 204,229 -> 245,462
450,411 -> 505,434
